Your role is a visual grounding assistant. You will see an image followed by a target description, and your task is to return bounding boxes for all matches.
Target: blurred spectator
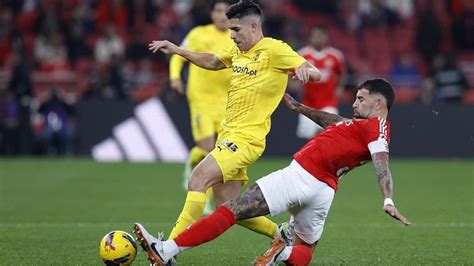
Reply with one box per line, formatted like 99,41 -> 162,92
1,0 -> 23,16
64,2 -> 96,66
106,56 -> 128,99
126,31 -> 149,62
189,0 -> 211,26
95,0 -> 129,31
0,86 -> 19,155
34,30 -> 70,72
294,26 -> 346,139
415,0 -> 442,65
385,0 -> 415,18
33,2 -> 64,35
65,23 -> 92,66
361,0 -> 401,28
336,0 -> 363,33
94,24 -> 125,64
8,51 -> 32,101
82,63 -> 109,100
390,53 -> 421,89
292,0 -> 337,13
34,88 -> 75,155
7,50 -> 33,154
262,2 -> 285,39
0,4 -> 14,65
126,0 -> 158,28
134,58 -> 156,89
71,2 -> 96,35
452,0 -> 474,51
430,53 -> 469,103
389,52 -> 421,103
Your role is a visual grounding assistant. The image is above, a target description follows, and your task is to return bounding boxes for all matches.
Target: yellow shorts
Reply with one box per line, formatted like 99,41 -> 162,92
190,107 -> 224,142
210,131 -> 265,183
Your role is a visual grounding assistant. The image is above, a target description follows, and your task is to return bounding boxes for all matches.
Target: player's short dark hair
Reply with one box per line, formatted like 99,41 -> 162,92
225,0 -> 263,19
357,78 -> 395,111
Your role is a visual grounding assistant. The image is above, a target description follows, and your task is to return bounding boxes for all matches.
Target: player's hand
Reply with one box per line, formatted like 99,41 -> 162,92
293,62 -> 321,83
384,205 -> 412,226
282,93 -> 301,112
292,67 -> 311,84
170,79 -> 184,94
148,40 -> 179,54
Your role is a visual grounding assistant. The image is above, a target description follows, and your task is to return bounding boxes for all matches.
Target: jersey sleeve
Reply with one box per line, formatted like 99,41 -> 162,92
169,54 -> 186,80
364,118 -> 390,155
169,28 -> 201,80
217,44 -> 238,68
270,41 -> 306,72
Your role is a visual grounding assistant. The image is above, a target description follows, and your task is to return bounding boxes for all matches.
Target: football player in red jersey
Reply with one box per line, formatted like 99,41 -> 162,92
133,78 -> 411,266
295,26 -> 347,139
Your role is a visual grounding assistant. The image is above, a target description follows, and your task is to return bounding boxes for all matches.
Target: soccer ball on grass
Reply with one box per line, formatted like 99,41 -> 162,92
99,230 -> 137,265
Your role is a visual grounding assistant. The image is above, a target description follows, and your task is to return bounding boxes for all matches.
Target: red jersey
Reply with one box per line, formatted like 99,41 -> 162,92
298,46 -> 345,109
294,117 -> 390,191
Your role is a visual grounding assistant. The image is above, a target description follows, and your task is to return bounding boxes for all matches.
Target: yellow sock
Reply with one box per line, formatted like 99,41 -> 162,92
205,187 -> 213,204
189,146 -> 209,168
168,191 -> 206,239
237,216 -> 278,238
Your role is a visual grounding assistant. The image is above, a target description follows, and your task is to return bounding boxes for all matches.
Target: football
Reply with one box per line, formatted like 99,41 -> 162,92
99,230 -> 137,265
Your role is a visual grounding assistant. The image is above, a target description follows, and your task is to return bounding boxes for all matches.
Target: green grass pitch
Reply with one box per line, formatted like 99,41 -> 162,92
1,158 -> 473,265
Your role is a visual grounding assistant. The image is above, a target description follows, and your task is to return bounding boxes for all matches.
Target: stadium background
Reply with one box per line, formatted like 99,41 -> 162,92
0,0 -> 473,265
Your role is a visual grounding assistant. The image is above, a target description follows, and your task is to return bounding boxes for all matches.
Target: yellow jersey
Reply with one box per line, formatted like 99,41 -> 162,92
218,37 -> 306,140
169,24 -> 233,110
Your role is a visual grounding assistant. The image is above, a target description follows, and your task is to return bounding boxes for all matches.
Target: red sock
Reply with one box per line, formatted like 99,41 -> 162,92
174,206 -> 236,247
285,245 -> 312,266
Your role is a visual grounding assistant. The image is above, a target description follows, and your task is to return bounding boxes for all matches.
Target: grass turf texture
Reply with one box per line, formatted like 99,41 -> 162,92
1,158 -> 472,265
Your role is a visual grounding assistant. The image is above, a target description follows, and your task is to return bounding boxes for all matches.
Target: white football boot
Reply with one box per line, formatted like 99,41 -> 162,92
134,223 -> 169,266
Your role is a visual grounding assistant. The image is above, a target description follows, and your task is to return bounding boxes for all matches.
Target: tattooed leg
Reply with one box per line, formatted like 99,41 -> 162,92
224,183 -> 270,221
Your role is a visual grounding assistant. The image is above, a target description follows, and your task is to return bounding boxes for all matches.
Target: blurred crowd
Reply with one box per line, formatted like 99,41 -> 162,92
0,0 -> 473,155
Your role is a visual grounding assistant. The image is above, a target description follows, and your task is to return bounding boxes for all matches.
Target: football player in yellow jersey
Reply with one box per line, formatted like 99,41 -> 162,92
143,0 -> 321,254
169,0 -> 234,215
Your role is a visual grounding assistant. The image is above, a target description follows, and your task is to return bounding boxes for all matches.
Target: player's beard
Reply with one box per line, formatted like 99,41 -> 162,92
353,113 -> 366,119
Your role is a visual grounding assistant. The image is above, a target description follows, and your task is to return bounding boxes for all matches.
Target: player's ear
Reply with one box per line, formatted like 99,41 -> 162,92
251,22 -> 258,32
375,98 -> 385,111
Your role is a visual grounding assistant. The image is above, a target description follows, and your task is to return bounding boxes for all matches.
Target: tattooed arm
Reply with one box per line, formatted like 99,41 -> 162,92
372,152 -> 412,226
282,93 -> 348,128
372,152 -> 393,199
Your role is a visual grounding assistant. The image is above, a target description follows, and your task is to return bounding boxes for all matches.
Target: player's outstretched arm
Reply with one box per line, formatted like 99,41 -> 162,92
293,62 -> 321,83
149,40 -> 226,70
282,93 -> 347,128
372,152 -> 412,226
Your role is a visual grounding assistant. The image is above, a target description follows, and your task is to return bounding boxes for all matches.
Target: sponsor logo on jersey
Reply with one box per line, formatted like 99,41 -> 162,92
232,65 -> 257,76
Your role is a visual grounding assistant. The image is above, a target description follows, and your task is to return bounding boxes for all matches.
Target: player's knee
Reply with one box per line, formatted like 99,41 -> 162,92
188,169 -> 209,192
